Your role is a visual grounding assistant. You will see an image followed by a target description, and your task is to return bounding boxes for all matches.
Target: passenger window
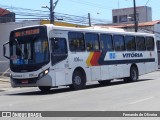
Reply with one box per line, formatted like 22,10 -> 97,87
100,34 -> 113,51
146,37 -> 154,51
136,36 -> 146,51
125,36 -> 136,51
68,32 -> 85,52
113,35 -> 125,51
85,33 -> 99,51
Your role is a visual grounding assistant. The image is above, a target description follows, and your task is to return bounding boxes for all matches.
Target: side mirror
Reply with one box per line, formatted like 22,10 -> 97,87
3,42 -> 10,59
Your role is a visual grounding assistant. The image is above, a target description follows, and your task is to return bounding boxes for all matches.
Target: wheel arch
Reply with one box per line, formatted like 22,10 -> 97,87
73,67 -> 86,81
130,63 -> 139,76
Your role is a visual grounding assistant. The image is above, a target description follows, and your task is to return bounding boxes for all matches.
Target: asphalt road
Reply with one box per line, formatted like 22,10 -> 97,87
0,71 -> 160,119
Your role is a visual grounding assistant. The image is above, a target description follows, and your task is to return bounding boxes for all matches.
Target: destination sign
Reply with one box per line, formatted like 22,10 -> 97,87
14,28 -> 40,37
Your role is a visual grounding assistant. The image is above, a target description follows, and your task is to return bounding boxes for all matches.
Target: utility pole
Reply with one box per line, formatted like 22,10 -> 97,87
50,0 -> 59,24
50,0 -> 54,24
88,13 -> 91,27
42,0 -> 59,24
133,0 -> 138,32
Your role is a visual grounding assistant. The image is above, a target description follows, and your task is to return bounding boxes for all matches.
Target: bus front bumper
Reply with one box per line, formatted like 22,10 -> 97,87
11,74 -> 53,88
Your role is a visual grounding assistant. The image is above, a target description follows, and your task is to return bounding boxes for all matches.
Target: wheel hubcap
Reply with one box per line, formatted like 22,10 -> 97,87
74,76 -> 81,85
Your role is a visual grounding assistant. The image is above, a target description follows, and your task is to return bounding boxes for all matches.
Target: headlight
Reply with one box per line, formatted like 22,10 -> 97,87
39,68 -> 49,79
44,69 -> 49,74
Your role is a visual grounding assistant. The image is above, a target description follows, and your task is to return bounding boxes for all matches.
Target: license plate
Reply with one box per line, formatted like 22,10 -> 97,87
21,80 -> 28,84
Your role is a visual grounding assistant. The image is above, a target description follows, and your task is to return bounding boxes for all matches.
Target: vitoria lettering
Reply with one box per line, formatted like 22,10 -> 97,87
123,53 -> 143,58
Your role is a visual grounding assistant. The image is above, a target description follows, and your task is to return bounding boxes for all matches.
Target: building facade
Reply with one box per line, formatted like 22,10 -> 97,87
0,8 -> 15,23
112,6 -> 152,24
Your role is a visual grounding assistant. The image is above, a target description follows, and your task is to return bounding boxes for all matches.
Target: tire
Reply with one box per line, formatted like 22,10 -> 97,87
124,66 -> 138,82
70,70 -> 86,90
98,80 -> 111,86
38,86 -> 51,93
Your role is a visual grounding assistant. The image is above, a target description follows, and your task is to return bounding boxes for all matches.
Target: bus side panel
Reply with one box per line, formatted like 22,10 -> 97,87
68,52 -> 92,83
122,64 -> 130,78
137,51 -> 157,75
145,51 -> 158,73
55,70 -> 66,86
101,65 -> 109,80
145,62 -> 157,73
91,66 -> 101,81
108,65 -> 116,79
136,63 -> 146,75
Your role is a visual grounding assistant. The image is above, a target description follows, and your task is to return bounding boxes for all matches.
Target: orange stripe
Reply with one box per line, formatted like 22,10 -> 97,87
86,52 -> 94,66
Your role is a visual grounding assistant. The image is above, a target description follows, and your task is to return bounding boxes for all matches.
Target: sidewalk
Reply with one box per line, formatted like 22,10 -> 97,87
0,77 -> 11,91
0,76 -> 10,83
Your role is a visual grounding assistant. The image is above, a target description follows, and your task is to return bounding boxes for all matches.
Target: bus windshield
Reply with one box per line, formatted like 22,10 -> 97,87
9,26 -> 50,72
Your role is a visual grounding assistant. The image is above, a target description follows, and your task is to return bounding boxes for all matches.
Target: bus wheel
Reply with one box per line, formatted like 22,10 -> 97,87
124,66 -> 138,82
70,70 -> 86,90
98,80 -> 111,86
38,86 -> 51,92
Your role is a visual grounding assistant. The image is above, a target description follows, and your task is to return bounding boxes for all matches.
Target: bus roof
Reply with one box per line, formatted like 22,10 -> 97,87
12,24 -> 155,37
48,24 -> 155,37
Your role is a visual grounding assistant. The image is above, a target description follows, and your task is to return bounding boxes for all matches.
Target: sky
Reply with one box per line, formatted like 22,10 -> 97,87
0,0 -> 159,22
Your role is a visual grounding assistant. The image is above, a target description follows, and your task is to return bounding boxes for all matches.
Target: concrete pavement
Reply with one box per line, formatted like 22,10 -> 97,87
0,71 -> 160,120
0,70 -> 160,91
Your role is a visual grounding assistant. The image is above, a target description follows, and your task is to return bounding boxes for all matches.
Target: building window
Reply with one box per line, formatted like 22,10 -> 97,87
128,14 -> 139,22
100,34 -> 113,51
128,14 -> 134,21
85,33 -> 99,51
68,32 -> 85,52
113,16 -> 118,23
125,36 -> 136,51
113,35 -> 125,51
146,37 -> 154,51
119,15 -> 128,22
136,36 -> 146,51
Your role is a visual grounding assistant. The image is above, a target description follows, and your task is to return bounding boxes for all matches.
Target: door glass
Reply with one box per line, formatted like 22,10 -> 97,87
51,38 -> 67,55
51,38 -> 68,65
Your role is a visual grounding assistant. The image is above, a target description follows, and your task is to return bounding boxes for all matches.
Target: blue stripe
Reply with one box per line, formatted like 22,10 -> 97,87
98,51 -> 155,65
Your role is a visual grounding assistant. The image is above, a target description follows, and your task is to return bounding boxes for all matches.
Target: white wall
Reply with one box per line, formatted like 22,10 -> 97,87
154,24 -> 160,41
0,21 -> 40,75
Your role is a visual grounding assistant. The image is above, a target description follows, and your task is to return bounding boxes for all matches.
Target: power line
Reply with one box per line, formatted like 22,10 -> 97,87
145,0 -> 150,6
0,4 -> 110,26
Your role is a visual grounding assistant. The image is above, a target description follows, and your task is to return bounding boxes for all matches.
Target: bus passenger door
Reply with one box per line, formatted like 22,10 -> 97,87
50,37 -> 68,86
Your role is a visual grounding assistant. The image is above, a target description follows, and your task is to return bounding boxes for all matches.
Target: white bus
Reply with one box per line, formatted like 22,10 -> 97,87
3,24 -> 158,92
